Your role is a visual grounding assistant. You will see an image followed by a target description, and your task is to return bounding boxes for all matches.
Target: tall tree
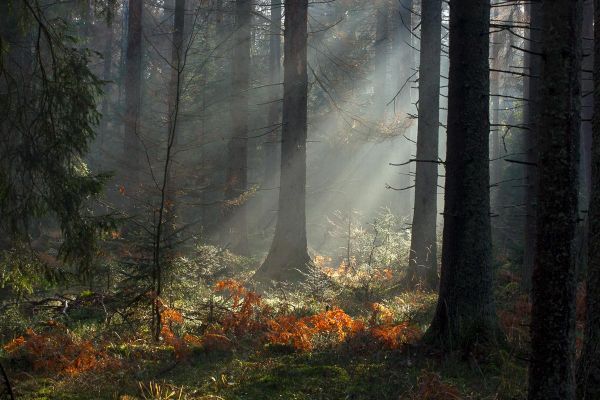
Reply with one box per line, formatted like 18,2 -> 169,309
396,0 -> 415,216
577,1 -> 599,397
575,0 -> 594,291
581,0 -> 594,207
101,27 -> 114,116
99,2 -> 116,132
200,0 -> 228,239
153,0 -> 186,341
0,0 -> 108,267
374,0 -> 389,119
263,0 -> 282,223
164,0 -> 186,241
123,0 -> 143,185
224,0 -> 251,254
522,1 -> 542,293
425,0 -> 497,347
396,0 -> 414,113
489,5 -> 503,219
527,1 -> 582,399
406,0 -> 441,289
255,0 -> 311,282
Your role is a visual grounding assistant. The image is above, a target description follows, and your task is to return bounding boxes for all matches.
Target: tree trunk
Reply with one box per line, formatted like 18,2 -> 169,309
224,0 -> 251,255
123,0 -> 143,184
262,0 -> 282,228
522,1 -> 542,294
396,0 -> 415,216
396,0 -> 414,114
576,0 -> 594,286
577,1 -> 600,397
374,1 -> 389,120
164,0 -> 186,247
581,0 -> 594,206
527,1 -> 582,399
425,0 -> 497,349
489,15 -> 502,218
100,15 -> 114,131
152,0 -> 186,342
200,0 -> 227,240
255,0 -> 311,282
407,0 -> 441,289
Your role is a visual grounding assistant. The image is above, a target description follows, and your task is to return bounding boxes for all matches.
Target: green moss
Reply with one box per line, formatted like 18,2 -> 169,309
8,347 -> 529,400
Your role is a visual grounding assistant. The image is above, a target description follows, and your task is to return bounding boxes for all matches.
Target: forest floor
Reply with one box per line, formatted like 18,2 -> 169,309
2,301 -> 530,399
1,254 -> 534,399
13,345 -> 527,400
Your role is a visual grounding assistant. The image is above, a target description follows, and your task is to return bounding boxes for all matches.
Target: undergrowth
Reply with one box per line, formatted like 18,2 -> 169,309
0,245 -> 535,400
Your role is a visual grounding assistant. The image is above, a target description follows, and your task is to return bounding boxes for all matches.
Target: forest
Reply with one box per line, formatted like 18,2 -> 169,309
0,0 -> 597,399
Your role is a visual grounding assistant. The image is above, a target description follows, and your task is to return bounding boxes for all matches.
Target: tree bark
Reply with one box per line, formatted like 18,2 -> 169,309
123,0 -> 143,184
407,0 -> 441,289
581,0 -> 594,206
396,0 -> 415,217
528,1 -> 582,399
396,0 -> 414,114
224,0 -> 251,255
255,0 -> 311,282
577,1 -> 600,397
489,9 -> 502,219
100,15 -> 114,131
262,0 -> 282,226
575,0 -> 594,287
522,1 -> 542,294
425,0 -> 497,348
374,1 -> 389,120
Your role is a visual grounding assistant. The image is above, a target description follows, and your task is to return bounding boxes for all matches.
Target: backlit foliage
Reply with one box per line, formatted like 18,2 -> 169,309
156,299 -> 193,359
214,279 -> 271,337
3,321 -> 120,376
266,308 -> 365,351
266,304 -> 420,352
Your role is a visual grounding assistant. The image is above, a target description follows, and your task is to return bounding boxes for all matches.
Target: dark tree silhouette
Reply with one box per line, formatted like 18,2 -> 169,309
425,0 -> 498,348
123,0 -> 143,183
578,1 -> 600,397
528,1 -> 582,399
522,1 -> 542,294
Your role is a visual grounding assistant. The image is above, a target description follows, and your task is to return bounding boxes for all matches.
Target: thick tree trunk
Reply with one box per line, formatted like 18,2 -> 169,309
527,1 -> 582,399
577,1 -> 600,397
255,0 -> 311,282
224,0 -> 251,254
576,0 -> 594,284
522,1 -> 542,294
425,0 -> 497,348
123,0 -> 143,184
407,0 -> 441,289
581,0 -> 594,206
